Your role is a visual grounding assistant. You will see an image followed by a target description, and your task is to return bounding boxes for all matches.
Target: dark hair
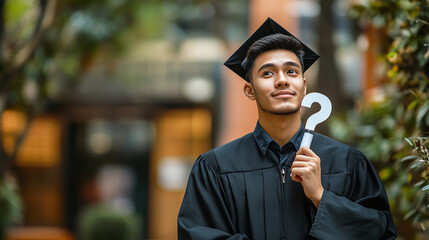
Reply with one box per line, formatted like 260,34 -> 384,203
241,33 -> 305,82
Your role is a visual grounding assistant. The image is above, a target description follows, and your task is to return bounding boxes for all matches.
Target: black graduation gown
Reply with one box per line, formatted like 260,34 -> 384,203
177,132 -> 397,240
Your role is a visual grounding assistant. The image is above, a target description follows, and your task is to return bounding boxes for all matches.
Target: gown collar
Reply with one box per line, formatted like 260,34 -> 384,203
252,121 -> 304,156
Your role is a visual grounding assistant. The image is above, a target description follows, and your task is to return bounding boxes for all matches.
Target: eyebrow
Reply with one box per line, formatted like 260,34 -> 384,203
257,61 -> 302,73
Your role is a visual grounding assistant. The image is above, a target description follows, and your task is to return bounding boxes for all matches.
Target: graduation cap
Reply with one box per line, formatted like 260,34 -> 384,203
224,17 -> 319,81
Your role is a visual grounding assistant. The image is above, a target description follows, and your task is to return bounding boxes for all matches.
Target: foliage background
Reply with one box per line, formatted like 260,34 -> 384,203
0,0 -> 170,180
331,0 -> 429,238
0,0 -> 146,237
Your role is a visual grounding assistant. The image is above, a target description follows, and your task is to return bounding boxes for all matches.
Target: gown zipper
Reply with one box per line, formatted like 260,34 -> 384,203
279,164 -> 287,239
281,168 -> 286,184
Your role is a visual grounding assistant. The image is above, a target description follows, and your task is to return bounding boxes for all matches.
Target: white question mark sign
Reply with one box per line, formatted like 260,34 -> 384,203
299,92 -> 332,149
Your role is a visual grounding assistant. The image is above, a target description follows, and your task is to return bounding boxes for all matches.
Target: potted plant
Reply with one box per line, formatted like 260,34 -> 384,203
78,205 -> 141,240
0,178 -> 22,240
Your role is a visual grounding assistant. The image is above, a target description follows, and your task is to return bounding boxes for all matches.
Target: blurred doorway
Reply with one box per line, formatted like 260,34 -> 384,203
65,116 -> 152,239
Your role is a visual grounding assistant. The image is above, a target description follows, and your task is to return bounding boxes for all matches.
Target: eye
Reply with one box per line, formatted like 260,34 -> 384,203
262,71 -> 274,77
287,69 -> 298,74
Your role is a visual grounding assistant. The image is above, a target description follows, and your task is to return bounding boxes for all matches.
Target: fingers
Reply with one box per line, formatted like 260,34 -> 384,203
291,147 -> 324,207
292,161 -> 318,169
291,165 -> 318,182
294,147 -> 320,165
291,148 -> 321,182
296,146 -> 318,158
294,154 -> 317,162
291,174 -> 302,182
291,166 -> 317,176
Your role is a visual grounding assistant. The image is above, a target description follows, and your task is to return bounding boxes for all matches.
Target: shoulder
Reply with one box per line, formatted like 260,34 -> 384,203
212,133 -> 256,158
311,132 -> 367,173
197,133 -> 268,174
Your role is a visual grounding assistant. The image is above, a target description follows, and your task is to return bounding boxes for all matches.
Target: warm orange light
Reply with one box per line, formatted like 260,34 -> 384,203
1,110 -> 27,155
1,111 -> 62,167
15,116 -> 61,167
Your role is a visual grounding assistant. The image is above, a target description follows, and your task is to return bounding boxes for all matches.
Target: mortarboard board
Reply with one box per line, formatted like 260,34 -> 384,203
224,17 -> 319,81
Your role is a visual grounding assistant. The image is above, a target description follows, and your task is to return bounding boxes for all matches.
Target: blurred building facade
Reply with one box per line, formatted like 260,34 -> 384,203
3,0 -> 369,240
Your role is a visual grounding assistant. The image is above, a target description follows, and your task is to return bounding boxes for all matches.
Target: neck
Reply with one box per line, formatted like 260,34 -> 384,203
258,111 -> 302,147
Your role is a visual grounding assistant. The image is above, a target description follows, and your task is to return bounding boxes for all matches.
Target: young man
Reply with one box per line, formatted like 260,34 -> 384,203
177,18 -> 397,240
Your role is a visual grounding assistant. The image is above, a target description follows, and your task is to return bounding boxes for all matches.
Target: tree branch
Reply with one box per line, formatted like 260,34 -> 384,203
0,0 -> 5,68
9,113 -> 33,164
0,0 -> 57,94
34,0 -> 48,37
12,0 -> 57,69
0,111 -> 34,180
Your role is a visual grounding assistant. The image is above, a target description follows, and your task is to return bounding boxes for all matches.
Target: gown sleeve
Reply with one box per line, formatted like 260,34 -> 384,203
177,154 -> 249,240
309,149 -> 397,240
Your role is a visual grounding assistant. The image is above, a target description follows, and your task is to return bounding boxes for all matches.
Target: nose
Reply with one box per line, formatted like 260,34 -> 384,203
275,72 -> 289,88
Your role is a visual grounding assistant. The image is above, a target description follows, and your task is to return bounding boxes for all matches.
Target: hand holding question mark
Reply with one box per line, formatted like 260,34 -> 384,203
292,92 -> 331,207
299,92 -> 332,149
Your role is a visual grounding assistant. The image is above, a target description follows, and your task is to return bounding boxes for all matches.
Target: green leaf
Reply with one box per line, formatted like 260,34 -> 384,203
387,51 -> 398,63
426,112 -> 429,127
379,168 -> 392,180
388,68 -> 397,78
400,155 -> 418,162
422,184 -> 429,191
405,138 -> 414,147
404,209 -> 417,220
414,181 -> 425,187
407,99 -> 420,111
406,40 -> 418,53
417,101 -> 429,123
410,161 -> 422,170
5,0 -> 34,23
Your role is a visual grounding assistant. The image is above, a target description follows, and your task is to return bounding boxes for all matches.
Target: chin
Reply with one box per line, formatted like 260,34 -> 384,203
263,106 -> 300,116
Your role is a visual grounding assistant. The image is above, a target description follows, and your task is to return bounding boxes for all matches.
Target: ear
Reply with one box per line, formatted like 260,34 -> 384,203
243,82 -> 256,100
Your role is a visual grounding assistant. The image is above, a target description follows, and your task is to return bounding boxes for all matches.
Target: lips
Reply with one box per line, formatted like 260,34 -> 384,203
271,90 -> 295,98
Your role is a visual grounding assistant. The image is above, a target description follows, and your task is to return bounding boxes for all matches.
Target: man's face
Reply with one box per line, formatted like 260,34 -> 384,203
244,49 -> 306,115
